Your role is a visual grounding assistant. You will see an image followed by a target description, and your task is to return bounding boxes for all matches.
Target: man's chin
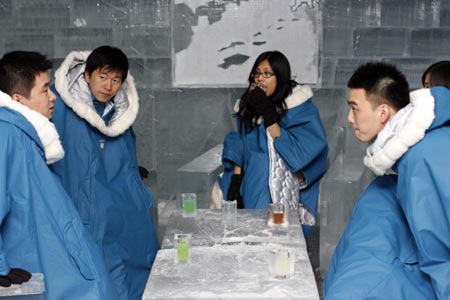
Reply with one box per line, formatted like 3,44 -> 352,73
354,131 -> 369,143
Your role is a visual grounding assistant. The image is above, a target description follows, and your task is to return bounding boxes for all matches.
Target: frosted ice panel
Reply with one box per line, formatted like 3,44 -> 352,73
323,0 -> 381,27
381,0 -> 437,27
130,0 -> 171,27
143,244 -> 319,300
385,58 -> 435,89
155,89 -> 235,198
161,209 -> 304,249
0,273 -> 45,300
115,27 -> 171,58
143,58 -> 172,88
18,4 -> 69,28
319,156 -> 374,277
320,59 -> 336,87
334,59 -> 372,86
411,29 -> 450,57
176,144 -> 224,209
54,28 -> 113,58
322,27 -> 352,57
353,28 -> 407,57
4,30 -> 53,58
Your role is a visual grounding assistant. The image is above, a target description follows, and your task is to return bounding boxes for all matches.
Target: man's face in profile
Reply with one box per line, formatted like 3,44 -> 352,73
15,71 -> 56,119
347,88 -> 385,143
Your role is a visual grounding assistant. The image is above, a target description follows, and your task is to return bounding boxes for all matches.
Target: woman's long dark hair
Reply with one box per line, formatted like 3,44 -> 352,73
424,61 -> 450,89
236,51 -> 297,133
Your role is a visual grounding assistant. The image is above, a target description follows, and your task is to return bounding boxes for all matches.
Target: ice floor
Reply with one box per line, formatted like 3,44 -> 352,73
156,198 -> 324,299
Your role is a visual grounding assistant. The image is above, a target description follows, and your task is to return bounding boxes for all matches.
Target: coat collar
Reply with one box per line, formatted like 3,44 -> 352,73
54,51 -> 139,137
0,91 -> 64,164
363,88 -> 435,175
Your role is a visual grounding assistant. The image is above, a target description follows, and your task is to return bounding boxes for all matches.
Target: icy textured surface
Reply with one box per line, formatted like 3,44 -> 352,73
176,144 -> 224,209
143,245 -> 319,300
145,209 -> 318,299
0,273 -> 45,299
161,209 -> 305,249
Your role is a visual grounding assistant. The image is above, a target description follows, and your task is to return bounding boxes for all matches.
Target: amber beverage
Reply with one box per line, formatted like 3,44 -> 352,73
273,211 -> 284,224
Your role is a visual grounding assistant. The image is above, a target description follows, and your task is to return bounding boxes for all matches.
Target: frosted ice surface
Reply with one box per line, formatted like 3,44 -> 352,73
143,245 -> 318,300
0,273 -> 45,298
147,209 -> 318,299
161,209 -> 305,249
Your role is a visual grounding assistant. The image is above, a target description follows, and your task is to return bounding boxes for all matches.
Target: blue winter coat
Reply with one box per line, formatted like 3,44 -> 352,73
324,175 -> 436,300
0,91 -> 119,300
50,51 -> 159,300
361,87 -> 450,299
219,86 -> 328,236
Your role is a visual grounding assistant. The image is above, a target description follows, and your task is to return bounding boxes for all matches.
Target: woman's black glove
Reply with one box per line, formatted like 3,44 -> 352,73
245,86 -> 280,127
227,174 -> 244,208
0,268 -> 32,287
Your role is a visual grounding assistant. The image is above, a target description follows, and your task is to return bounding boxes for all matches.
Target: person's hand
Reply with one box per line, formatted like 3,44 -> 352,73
227,174 -> 244,209
138,166 -> 149,180
0,268 -> 32,287
245,86 -> 280,127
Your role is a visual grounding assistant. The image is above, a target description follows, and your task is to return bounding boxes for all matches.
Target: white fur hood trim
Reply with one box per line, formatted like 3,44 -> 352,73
54,51 -> 139,137
364,88 -> 435,175
0,91 -> 64,164
233,85 -> 313,113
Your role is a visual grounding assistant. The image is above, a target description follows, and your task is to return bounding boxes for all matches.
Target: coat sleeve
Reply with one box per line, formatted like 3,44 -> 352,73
0,134 -> 16,275
218,131 -> 244,199
397,147 -> 450,300
273,100 -> 328,187
221,131 -> 244,170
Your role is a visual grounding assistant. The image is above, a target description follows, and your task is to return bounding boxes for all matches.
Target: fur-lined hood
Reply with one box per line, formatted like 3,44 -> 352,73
54,51 -> 139,137
364,88 -> 442,175
0,90 -> 64,164
233,85 -> 313,113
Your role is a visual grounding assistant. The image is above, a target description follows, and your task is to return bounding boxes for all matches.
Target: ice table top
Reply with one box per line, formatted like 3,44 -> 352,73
144,209 -> 319,300
0,273 -> 45,298
161,209 -> 306,249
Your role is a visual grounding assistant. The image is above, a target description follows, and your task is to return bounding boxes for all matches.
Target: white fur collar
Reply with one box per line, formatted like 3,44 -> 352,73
0,91 -> 64,164
364,88 -> 435,175
54,51 -> 139,137
233,85 -> 313,113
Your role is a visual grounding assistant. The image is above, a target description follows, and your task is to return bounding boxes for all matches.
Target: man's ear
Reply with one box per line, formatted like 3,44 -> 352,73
379,104 -> 393,125
84,71 -> 90,83
11,93 -> 23,103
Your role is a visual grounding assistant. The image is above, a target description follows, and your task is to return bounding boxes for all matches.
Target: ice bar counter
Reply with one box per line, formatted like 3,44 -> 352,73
0,273 -> 45,300
143,209 -> 319,300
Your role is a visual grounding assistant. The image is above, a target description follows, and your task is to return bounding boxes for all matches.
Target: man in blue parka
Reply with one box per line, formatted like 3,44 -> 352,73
0,51 -> 119,299
324,176 -> 436,299
50,46 -> 160,300
325,62 -> 448,299
218,51 -> 328,237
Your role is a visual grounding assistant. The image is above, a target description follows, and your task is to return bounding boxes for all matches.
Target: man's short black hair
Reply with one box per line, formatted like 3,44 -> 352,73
85,45 -> 129,82
348,62 -> 410,111
0,51 -> 52,98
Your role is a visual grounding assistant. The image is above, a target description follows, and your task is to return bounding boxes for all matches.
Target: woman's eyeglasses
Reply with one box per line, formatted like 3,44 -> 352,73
252,71 -> 274,79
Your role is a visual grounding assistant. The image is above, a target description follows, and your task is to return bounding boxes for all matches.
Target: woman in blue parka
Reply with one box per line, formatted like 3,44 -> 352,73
0,50 -> 119,299
50,46 -> 159,300
219,51 -> 328,236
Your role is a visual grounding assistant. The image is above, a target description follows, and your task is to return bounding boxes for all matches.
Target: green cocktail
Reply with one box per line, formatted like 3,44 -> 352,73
183,199 -> 195,214
177,242 -> 189,260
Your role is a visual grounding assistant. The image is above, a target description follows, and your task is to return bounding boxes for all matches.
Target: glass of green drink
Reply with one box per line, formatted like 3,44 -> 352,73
181,193 -> 197,217
174,233 -> 191,263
